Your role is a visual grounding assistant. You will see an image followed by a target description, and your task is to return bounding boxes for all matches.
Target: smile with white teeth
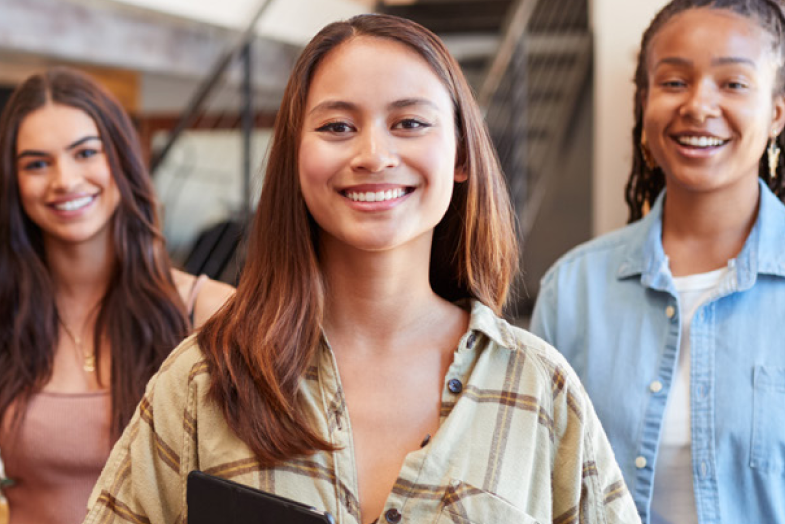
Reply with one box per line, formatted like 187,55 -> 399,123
52,195 -> 95,212
345,188 -> 408,203
676,135 -> 728,148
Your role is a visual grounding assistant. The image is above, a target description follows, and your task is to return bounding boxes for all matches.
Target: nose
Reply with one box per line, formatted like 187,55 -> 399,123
350,125 -> 399,173
679,80 -> 721,123
51,158 -> 81,192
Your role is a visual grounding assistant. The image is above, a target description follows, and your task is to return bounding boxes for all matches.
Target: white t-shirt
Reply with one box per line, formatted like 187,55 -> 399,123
650,266 -> 732,524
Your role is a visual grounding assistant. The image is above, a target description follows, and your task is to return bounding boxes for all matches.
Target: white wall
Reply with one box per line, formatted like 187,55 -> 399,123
592,0 -> 669,235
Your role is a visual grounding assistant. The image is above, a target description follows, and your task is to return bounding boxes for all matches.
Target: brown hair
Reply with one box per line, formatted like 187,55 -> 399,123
0,67 -> 190,436
625,0 -> 785,221
198,13 -> 519,466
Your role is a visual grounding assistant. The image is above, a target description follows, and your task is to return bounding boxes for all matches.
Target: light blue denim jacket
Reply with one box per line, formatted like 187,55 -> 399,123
531,180 -> 785,524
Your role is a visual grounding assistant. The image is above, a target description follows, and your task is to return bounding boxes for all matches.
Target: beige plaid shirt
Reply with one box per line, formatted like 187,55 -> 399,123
84,300 -> 640,524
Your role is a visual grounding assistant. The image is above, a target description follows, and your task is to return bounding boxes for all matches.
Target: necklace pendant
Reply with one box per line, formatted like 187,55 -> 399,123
83,353 -> 96,373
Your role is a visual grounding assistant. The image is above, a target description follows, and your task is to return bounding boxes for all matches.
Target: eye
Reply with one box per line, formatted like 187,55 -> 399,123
20,159 -> 49,172
393,118 -> 431,130
75,148 -> 100,159
316,121 -> 355,134
661,79 -> 687,89
725,80 -> 749,90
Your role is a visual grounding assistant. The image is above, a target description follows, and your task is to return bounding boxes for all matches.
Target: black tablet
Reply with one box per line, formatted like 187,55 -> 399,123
187,470 -> 336,524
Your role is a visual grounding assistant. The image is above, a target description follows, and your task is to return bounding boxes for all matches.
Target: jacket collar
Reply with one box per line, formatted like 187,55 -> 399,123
616,180 -> 785,291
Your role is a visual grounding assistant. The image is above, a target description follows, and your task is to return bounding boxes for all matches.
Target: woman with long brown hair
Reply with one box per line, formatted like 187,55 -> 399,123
0,67 -> 234,524
84,14 -> 637,524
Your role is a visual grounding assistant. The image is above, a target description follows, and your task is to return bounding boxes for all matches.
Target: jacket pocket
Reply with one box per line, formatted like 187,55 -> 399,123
750,366 -> 785,473
435,480 -> 541,524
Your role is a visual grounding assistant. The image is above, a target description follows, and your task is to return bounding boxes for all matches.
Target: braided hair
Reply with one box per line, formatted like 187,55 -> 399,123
626,0 -> 785,222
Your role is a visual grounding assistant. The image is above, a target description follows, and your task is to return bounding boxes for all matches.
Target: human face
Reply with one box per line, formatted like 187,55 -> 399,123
643,8 -> 785,196
15,103 -> 120,247
299,36 -> 465,254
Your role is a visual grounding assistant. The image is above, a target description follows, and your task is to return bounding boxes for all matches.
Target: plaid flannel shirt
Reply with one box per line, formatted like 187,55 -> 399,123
84,300 -> 640,524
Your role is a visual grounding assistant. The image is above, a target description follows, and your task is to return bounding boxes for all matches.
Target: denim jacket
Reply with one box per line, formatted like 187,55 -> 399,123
531,180 -> 785,524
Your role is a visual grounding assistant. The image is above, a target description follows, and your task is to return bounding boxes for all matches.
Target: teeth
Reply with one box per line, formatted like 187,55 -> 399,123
677,136 -> 726,148
347,188 -> 407,203
53,195 -> 94,211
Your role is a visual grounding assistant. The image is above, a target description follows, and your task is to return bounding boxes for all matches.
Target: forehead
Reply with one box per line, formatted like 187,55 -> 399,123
305,36 -> 453,111
17,103 -> 98,150
648,8 -> 777,68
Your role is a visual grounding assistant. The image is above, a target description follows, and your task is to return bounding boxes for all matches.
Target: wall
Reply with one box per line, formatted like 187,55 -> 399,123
592,0 -> 669,235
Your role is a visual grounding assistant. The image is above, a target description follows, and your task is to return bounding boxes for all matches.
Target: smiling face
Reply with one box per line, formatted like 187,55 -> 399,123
643,8 -> 785,197
298,36 -> 465,255
15,103 -> 120,247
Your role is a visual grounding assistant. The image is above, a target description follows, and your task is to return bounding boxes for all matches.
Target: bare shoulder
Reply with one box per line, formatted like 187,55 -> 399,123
192,278 -> 235,327
170,269 -> 235,328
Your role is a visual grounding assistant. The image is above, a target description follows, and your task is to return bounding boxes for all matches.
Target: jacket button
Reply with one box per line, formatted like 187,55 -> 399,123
448,378 -> 463,394
665,305 -> 676,319
635,456 -> 647,469
385,508 -> 402,523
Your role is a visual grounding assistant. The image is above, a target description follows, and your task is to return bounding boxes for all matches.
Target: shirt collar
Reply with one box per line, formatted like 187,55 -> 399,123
465,299 -> 517,351
616,179 -> 785,290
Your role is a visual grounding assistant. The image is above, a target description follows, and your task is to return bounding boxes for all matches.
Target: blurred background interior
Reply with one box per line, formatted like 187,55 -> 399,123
0,0 -> 671,320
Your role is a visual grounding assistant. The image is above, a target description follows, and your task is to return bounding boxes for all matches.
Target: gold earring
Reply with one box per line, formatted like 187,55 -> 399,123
641,130 -> 657,170
768,135 -> 781,181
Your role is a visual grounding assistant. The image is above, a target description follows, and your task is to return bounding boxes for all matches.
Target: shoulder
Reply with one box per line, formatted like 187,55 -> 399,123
539,221 -> 644,288
473,303 -> 586,401
170,269 -> 235,328
148,333 -> 212,399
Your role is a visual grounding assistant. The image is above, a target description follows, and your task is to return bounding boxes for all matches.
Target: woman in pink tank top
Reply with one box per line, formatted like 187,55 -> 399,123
0,68 -> 234,524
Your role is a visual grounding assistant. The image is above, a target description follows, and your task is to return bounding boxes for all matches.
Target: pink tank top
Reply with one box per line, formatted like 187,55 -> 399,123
0,391 -> 112,524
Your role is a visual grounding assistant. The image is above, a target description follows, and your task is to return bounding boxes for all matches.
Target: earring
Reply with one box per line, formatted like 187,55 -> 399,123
768,134 -> 781,181
641,130 -> 657,170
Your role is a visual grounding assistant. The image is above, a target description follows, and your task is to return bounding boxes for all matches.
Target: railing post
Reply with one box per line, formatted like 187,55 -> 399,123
241,40 -> 253,221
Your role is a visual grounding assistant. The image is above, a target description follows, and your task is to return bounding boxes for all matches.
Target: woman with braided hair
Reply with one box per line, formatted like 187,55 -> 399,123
532,1 -> 785,523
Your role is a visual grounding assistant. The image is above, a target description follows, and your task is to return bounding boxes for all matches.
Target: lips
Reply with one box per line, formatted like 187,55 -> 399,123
49,194 -> 97,212
672,134 -> 729,148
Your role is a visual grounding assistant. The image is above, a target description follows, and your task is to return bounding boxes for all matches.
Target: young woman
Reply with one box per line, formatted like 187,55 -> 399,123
0,68 -> 234,524
531,1 -> 785,523
83,14 -> 638,524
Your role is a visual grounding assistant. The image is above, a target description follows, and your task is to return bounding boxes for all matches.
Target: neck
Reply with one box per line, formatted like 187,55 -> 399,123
45,234 -> 115,311
661,177 -> 760,276
320,233 -> 450,346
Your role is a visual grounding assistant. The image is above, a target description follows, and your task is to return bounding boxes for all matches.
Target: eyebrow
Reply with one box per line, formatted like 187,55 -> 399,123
308,97 -> 439,116
655,56 -> 757,68
16,135 -> 102,160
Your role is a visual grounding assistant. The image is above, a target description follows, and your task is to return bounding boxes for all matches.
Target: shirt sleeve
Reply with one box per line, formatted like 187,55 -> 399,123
82,341 -> 201,524
550,366 -> 642,524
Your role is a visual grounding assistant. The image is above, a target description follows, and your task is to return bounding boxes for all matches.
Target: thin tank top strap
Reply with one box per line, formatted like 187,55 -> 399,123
187,274 -> 210,324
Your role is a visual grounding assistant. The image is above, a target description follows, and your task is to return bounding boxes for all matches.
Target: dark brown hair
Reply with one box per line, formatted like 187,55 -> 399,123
626,0 -> 785,221
0,67 -> 190,436
198,13 -> 519,466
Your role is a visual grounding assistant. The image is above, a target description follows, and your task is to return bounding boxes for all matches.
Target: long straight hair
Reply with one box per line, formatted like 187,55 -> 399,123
625,0 -> 785,221
198,14 -> 519,466
0,68 -> 190,437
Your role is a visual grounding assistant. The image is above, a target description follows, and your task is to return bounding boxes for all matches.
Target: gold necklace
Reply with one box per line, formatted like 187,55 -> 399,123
58,317 -> 96,373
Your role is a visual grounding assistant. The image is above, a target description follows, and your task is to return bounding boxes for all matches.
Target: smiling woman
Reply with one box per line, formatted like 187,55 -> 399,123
0,68 -> 234,524
531,1 -> 785,523
82,13 -> 639,524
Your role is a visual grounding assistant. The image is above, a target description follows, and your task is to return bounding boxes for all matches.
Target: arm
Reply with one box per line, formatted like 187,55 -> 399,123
83,339 -> 202,524
550,369 -> 641,524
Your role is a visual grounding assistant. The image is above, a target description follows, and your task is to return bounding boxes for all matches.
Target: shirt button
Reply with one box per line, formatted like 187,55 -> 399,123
635,456 -> 647,469
700,461 -> 708,478
466,332 -> 477,349
385,508 -> 402,523
448,378 -> 463,394
665,305 -> 676,319
649,380 -> 663,393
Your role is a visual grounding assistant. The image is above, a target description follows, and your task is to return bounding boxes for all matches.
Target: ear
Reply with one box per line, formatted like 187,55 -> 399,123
772,92 -> 785,135
454,166 -> 468,183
